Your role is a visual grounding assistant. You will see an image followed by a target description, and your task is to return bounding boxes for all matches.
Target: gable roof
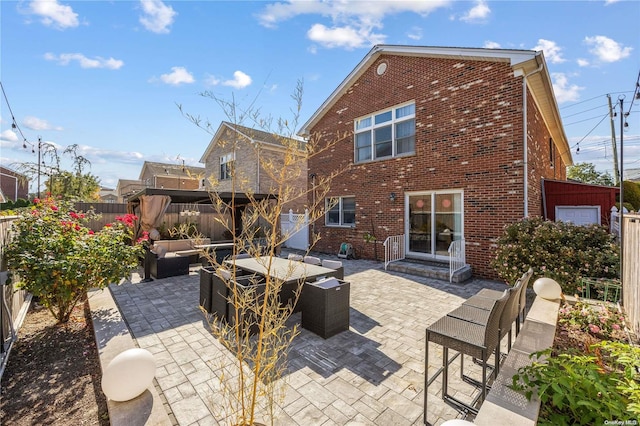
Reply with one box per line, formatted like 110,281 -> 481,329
138,161 -> 206,180
299,44 -> 571,166
199,121 -> 304,163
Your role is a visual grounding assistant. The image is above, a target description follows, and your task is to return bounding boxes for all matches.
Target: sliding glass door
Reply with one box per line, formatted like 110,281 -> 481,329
406,191 -> 463,259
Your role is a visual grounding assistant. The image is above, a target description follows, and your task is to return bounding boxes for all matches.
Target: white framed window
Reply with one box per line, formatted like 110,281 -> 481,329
354,102 -> 416,163
325,196 -> 355,227
220,152 -> 235,180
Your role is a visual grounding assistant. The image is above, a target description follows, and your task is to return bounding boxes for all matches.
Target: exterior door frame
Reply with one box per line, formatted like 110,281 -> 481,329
404,190 -> 464,260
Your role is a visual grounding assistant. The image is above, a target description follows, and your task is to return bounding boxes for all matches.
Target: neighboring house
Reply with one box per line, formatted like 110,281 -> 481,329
200,122 -> 307,212
116,179 -> 145,203
0,166 -> 29,202
299,45 -> 572,279
138,161 -> 205,192
98,186 -> 119,203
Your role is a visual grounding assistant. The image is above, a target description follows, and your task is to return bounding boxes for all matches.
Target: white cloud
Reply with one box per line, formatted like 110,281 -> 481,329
222,71 -> 252,89
460,0 -> 490,23
204,75 -> 221,87
139,0 -> 176,34
551,72 -> 584,104
577,58 -> 590,67
159,67 -> 195,85
258,0 -> 449,50
0,129 -> 19,143
307,23 -> 384,49
483,41 -> 501,49
23,116 -> 63,131
533,39 -> 565,64
584,35 -> 632,63
29,0 -> 79,29
407,26 -> 422,41
605,0 -> 621,5
44,52 -> 124,69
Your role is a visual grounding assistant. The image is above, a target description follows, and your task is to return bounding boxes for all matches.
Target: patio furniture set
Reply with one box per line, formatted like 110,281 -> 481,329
199,255 -> 349,339
423,268 -> 534,424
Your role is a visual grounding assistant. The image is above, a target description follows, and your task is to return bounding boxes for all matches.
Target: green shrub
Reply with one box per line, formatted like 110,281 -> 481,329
513,340 -> 639,425
620,180 -> 640,211
490,217 -> 619,294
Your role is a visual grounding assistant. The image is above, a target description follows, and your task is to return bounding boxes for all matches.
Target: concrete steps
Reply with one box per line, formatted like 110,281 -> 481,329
386,258 -> 472,283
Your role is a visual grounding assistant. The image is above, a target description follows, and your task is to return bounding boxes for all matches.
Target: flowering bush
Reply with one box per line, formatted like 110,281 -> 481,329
6,196 -> 144,323
559,301 -> 626,340
490,217 -> 619,294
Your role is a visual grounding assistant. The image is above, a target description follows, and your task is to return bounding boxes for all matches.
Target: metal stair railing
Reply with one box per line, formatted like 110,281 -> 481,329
448,238 -> 466,282
383,235 -> 405,270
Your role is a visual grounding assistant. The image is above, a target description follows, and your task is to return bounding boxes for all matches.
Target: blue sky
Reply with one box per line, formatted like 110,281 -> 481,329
1,0 -> 639,192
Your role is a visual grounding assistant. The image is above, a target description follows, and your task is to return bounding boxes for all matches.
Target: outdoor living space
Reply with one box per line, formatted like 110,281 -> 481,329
96,249 -> 511,426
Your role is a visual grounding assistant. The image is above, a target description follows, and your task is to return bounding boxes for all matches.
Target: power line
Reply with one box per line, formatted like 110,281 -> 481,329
0,81 -> 31,148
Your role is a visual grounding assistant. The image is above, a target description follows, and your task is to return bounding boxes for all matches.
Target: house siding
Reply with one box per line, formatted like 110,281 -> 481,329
308,53 -> 565,279
202,127 -> 307,212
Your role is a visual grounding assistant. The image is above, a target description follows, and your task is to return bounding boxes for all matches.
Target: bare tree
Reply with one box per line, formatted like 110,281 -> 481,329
178,81 -> 347,425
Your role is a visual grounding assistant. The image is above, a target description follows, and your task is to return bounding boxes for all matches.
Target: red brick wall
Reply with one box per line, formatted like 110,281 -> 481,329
308,54 -> 560,279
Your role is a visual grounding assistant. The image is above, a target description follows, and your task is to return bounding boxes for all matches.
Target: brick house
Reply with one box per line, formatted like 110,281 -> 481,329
299,45 -> 572,279
200,122 -> 307,213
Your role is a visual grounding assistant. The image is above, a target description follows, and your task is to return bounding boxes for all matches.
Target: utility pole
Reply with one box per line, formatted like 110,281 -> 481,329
37,136 -> 42,198
618,96 -> 624,287
607,94 -> 621,185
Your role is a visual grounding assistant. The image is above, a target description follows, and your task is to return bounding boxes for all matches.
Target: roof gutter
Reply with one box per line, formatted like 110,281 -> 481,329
517,58 -> 544,218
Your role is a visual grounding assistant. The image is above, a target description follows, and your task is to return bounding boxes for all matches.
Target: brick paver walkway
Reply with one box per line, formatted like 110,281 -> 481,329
108,252 -> 508,426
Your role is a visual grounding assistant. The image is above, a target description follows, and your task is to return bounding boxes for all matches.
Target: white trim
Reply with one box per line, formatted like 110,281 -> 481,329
404,189 -> 464,260
299,45 -> 539,137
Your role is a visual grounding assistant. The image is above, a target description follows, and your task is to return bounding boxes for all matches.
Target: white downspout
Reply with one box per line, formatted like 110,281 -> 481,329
521,61 -> 544,218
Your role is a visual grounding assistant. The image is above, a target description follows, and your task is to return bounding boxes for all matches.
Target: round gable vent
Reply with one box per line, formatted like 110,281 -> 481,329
376,62 -> 387,76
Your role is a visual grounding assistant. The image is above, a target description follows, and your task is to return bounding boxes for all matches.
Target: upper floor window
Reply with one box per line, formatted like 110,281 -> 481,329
325,196 -> 355,227
354,102 -> 416,163
220,152 -> 235,180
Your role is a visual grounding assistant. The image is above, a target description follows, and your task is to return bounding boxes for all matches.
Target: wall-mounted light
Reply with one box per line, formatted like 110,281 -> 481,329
389,192 -> 396,202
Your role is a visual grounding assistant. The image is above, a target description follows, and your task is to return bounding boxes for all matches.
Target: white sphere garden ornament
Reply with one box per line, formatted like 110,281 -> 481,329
532,277 -> 562,300
101,348 -> 156,402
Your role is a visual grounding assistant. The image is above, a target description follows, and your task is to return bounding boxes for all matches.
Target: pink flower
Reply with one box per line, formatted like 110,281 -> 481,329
612,324 -> 620,330
88,230 -> 95,235
588,324 -> 600,334
50,205 -> 58,211
33,198 -> 40,204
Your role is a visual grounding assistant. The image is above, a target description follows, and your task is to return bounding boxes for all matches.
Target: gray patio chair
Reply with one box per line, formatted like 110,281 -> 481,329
287,253 -> 303,261
303,255 -> 322,265
424,289 -> 509,424
233,253 -> 251,259
449,276 -> 524,357
462,268 -> 534,342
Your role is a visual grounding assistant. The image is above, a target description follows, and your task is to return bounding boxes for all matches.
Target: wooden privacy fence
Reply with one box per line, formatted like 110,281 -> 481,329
622,213 -> 640,334
1,216 -> 29,378
75,203 -> 231,240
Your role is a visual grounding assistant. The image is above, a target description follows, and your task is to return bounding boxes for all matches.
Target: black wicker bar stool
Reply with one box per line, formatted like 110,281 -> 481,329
423,290 -> 509,425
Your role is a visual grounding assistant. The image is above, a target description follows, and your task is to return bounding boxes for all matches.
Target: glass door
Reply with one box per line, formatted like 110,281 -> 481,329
406,191 -> 463,259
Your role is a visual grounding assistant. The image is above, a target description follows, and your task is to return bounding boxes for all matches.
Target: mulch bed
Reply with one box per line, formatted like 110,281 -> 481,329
0,298 -> 108,425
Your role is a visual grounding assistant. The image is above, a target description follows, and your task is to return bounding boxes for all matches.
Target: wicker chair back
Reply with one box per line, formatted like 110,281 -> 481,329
482,289 -> 511,353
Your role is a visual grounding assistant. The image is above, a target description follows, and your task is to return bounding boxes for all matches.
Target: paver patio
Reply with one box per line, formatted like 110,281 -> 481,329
106,251 -> 509,426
